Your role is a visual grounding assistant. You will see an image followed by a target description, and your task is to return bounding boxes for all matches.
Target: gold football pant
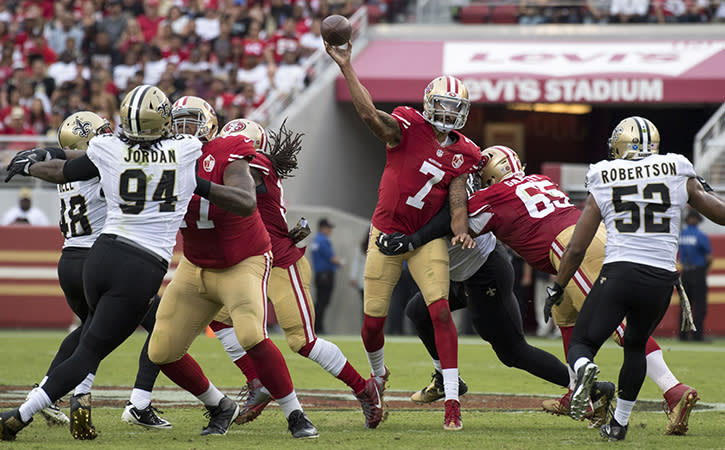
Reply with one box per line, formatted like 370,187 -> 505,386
214,256 -> 317,353
549,223 -> 606,328
148,253 -> 272,365
363,226 -> 449,318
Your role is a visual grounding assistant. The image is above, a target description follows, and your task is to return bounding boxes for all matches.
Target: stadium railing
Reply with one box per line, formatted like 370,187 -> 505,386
694,101 -> 725,189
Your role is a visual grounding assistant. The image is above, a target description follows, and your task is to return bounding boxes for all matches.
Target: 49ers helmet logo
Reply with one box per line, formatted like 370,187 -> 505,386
203,154 -> 215,172
222,121 -> 247,134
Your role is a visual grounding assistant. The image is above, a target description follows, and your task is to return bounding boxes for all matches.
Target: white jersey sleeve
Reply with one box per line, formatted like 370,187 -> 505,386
57,178 -> 105,249
86,134 -> 203,262
448,232 -> 496,282
586,153 -> 696,271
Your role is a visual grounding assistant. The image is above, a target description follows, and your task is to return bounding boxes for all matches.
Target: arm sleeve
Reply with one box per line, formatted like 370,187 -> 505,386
62,154 -> 100,181
409,201 -> 452,246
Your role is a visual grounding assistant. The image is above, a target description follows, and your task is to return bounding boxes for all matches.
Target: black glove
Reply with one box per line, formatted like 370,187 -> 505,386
4,149 -> 51,182
543,282 -> 565,323
376,232 -> 420,256
289,217 -> 311,244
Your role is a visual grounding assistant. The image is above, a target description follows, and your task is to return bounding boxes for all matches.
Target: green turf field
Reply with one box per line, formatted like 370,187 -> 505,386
1,330 -> 723,449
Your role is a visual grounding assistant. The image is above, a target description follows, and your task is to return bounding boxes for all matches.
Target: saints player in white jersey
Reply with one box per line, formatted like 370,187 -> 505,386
548,116 -> 725,441
24,112 -> 172,435
0,85 -> 202,442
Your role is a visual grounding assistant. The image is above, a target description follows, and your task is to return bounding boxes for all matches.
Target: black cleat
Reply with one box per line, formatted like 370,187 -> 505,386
201,396 -> 240,436
122,402 -> 172,429
410,371 -> 469,403
0,408 -> 32,441
600,418 -> 628,441
588,381 -> 616,428
69,393 -> 97,440
287,410 -> 319,439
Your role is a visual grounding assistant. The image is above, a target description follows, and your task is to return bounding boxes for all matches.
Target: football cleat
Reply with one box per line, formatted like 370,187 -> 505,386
663,383 -> 698,435
121,402 -> 172,429
287,410 -> 319,439
443,399 -> 462,431
201,396 -> 240,436
26,385 -> 70,427
544,381 -> 615,428
600,418 -> 628,441
355,377 -> 384,429
410,371 -> 469,403
235,378 -> 272,425
569,362 -> 599,421
372,366 -> 390,394
0,408 -> 32,441
69,393 -> 97,440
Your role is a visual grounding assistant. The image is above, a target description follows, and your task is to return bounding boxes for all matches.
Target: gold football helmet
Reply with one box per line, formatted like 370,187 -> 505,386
57,111 -> 112,150
219,118 -> 267,151
477,145 -> 524,187
608,116 -> 660,160
422,75 -> 470,133
171,96 -> 218,141
119,85 -> 172,142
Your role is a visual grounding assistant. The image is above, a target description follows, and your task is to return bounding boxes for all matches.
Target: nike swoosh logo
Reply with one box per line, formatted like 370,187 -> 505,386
374,385 -> 382,409
243,138 -> 252,143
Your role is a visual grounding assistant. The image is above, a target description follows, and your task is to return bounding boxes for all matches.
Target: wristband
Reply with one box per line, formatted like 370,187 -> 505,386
195,176 -> 211,199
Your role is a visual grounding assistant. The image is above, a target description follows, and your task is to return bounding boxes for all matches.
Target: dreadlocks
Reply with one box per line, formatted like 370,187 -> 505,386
263,120 -> 303,179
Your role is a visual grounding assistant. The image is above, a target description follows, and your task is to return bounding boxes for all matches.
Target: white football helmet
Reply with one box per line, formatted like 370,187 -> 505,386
219,118 -> 267,151
422,75 -> 470,133
57,111 -> 112,150
171,96 -> 218,142
608,116 -> 660,160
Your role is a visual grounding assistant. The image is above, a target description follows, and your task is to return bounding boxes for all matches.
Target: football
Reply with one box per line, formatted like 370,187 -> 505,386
321,15 -> 351,47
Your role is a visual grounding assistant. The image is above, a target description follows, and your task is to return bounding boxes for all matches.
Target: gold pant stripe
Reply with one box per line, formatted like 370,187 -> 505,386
261,251 -> 272,339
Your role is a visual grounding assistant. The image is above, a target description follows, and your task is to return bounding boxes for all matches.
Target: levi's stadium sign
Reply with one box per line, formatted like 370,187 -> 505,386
340,40 -> 725,104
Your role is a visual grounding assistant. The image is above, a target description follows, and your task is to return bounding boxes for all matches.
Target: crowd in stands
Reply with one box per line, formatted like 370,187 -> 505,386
457,0 -> 725,25
1,0 -> 724,138
0,0 -> 373,137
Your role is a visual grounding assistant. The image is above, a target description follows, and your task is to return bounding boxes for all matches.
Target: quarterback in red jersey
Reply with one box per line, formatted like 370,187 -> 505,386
147,96 -> 318,439
207,119 -> 384,429
467,145 -> 696,431
327,41 -> 480,430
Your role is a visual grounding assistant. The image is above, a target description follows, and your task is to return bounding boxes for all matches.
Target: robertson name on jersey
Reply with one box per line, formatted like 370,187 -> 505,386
249,152 -> 304,268
467,173 -> 580,274
86,134 -> 202,263
372,106 -> 481,235
182,134 -> 271,269
586,153 -> 696,271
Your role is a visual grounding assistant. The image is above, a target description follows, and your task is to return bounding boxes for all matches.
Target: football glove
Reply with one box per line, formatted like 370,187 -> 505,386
4,148 -> 52,182
376,232 -> 420,256
543,282 -> 565,323
289,217 -> 311,244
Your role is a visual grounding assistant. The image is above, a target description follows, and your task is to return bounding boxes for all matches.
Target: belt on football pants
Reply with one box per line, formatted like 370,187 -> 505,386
102,233 -> 169,268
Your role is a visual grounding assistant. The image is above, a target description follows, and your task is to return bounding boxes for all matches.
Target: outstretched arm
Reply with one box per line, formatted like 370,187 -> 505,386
326,41 -> 401,148
196,159 -> 257,217
687,177 -> 725,225
556,194 -> 602,288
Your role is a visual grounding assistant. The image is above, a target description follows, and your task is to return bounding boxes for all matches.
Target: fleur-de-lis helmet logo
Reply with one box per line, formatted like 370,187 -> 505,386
72,117 -> 93,138
157,101 -> 171,119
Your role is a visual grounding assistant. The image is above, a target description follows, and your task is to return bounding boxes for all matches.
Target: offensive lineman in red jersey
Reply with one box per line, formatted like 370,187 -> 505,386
147,96 -> 319,438
327,42 -> 480,430
465,145 -> 697,433
207,119 -> 384,429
